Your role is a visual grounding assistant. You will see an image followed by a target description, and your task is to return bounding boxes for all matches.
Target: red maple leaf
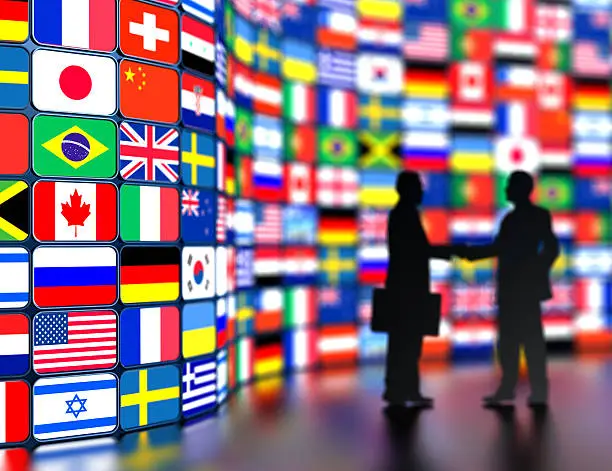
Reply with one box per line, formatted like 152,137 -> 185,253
61,190 -> 91,238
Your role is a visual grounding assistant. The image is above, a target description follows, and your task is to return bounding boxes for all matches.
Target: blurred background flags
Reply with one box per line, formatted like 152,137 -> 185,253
281,0 -> 317,42
283,204 -> 318,245
404,0 -> 446,21
318,286 -> 357,325
358,244 -> 388,285
315,166 -> 359,207
358,131 -> 402,170
421,172 -> 449,208
358,95 -> 402,131
450,174 -> 494,209
404,20 -> 448,62
317,49 -> 356,89
282,38 -> 317,84
234,15 -> 255,65
317,7 -> 357,50
283,81 -> 316,124
318,86 -> 357,128
450,212 -> 495,246
575,178 -> 612,210
536,173 -> 574,212
359,169 -> 398,208
318,128 -> 358,166
255,28 -> 281,75
253,114 -> 283,160
358,208 -> 387,244
356,53 -> 403,95
319,246 -> 357,285
182,357 -> 216,418
451,134 -> 494,174
235,199 -> 255,246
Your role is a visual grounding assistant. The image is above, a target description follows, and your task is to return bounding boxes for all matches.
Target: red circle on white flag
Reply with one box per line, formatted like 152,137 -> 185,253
59,66 -> 92,101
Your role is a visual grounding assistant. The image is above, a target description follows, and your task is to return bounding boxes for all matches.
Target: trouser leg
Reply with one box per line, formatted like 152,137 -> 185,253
521,303 -> 548,399
497,308 -> 520,395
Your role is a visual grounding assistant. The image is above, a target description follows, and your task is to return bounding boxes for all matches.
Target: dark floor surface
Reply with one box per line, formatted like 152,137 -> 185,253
8,355 -> 612,471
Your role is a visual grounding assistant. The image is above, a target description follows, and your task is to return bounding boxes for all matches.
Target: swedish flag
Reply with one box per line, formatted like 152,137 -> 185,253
256,29 -> 281,75
358,95 -> 403,131
120,366 -> 180,430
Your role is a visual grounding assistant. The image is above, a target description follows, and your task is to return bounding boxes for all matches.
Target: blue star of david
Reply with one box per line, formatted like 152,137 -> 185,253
65,394 -> 87,419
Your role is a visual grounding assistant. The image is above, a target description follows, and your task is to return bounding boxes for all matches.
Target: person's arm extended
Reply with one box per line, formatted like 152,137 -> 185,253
428,244 -> 454,260
539,210 -> 560,269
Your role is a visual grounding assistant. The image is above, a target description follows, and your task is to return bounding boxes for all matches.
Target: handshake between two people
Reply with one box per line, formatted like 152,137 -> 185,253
446,243 -> 483,262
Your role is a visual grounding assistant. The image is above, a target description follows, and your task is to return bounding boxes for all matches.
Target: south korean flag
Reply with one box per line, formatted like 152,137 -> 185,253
182,246 -> 215,301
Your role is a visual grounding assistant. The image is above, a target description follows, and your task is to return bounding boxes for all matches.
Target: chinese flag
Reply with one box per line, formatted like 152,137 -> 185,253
119,59 -> 179,123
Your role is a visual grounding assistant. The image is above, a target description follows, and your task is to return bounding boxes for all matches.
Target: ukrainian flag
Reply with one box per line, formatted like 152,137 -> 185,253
120,366 -> 180,430
357,0 -> 402,22
359,170 -> 399,208
282,39 -> 317,84
182,301 -> 216,358
450,135 -> 493,173
234,16 -> 255,65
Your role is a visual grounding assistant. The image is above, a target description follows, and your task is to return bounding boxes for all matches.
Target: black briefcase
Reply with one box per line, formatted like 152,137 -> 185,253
370,289 -> 441,336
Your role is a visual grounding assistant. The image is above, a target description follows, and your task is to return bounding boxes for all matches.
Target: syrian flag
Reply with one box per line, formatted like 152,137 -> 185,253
32,49 -> 116,116
182,15 -> 215,77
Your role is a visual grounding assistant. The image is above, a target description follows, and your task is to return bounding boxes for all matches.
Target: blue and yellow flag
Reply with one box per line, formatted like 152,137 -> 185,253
256,29 -> 281,75
234,15 -> 255,65
319,246 -> 358,285
120,365 -> 180,431
359,95 -> 403,131
182,301 -> 216,358
282,39 -> 317,84
0,45 -> 28,109
450,134 -> 493,174
359,169 -> 399,207
181,130 -> 215,188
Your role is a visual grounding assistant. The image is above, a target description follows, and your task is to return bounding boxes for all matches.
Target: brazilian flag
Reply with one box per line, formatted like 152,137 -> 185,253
358,131 -> 401,169
235,107 -> 253,154
450,0 -> 500,29
318,128 -> 357,166
536,173 -> 573,211
33,115 -> 116,178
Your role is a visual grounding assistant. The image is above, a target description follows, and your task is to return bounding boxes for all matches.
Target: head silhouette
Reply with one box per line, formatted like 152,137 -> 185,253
396,170 -> 423,205
505,171 -> 534,205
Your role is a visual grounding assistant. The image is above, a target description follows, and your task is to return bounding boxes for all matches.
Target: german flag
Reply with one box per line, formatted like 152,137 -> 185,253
253,333 -> 283,380
318,209 -> 358,245
120,247 -> 180,304
0,181 -> 28,241
0,1 -> 28,43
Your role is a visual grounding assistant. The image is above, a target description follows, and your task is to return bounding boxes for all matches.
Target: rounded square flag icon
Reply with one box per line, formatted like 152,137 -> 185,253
33,246 -> 118,308
32,49 -> 117,116
0,0 -> 29,43
0,314 -> 29,377
0,380 -> 30,444
120,365 -> 180,431
182,301 -> 215,359
0,248 -> 29,309
33,373 -> 118,441
0,46 -> 29,109
181,246 -> 215,301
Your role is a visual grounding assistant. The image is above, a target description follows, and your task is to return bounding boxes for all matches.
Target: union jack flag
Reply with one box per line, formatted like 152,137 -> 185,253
451,283 -> 495,317
359,208 -> 388,243
181,189 -> 200,216
253,0 -> 281,30
120,122 -> 180,183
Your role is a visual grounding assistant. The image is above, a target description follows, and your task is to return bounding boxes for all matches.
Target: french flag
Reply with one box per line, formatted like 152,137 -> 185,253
317,87 -> 357,128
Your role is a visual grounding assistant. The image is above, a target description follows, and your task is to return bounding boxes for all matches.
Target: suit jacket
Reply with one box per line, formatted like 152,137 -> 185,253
384,201 -> 452,318
467,203 -> 559,304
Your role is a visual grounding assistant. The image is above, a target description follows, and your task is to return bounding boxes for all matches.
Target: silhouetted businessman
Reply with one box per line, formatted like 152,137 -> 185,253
459,171 -> 559,407
383,171 -> 458,408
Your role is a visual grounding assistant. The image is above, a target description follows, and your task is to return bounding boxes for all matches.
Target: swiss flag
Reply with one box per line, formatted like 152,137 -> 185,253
120,0 -> 179,65
452,62 -> 492,105
284,162 -> 314,204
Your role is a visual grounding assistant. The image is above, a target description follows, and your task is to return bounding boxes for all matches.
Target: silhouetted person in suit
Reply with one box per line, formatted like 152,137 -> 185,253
458,171 -> 559,407
383,171 -> 457,408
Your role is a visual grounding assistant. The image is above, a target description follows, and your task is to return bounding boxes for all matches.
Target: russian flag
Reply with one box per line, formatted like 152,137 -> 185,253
253,159 -> 283,201
33,246 -> 117,308
358,245 -> 388,285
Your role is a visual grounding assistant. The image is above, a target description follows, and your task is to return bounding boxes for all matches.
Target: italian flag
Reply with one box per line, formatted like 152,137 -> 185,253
283,82 -> 316,124
120,185 -> 179,242
284,287 -> 317,326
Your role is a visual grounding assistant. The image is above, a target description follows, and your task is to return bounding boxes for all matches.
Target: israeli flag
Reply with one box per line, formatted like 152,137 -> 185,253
33,373 -> 117,441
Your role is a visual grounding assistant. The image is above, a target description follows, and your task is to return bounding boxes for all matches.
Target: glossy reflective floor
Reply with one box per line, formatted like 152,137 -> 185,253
7,355 -> 612,471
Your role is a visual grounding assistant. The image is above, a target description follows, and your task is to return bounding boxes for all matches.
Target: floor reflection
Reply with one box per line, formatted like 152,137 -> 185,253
10,356 -> 612,471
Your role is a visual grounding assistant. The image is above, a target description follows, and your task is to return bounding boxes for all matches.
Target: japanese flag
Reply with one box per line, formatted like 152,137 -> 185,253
32,49 -> 116,116
495,136 -> 539,174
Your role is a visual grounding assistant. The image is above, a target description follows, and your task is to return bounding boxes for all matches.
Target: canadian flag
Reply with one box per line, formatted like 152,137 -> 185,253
454,62 -> 490,103
285,162 -> 314,204
537,72 -> 568,110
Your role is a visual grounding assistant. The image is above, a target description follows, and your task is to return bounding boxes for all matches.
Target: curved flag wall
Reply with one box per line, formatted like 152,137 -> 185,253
0,0 -> 611,447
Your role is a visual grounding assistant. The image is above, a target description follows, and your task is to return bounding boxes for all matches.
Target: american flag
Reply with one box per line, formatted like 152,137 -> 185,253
182,189 -> 200,216
182,358 -> 217,417
316,166 -> 359,207
254,203 -> 282,244
317,49 -> 356,89
253,0 -> 281,30
217,195 -> 227,243
216,40 -> 227,87
227,247 -> 236,292
33,311 -> 117,374
403,22 -> 448,62
119,122 -> 179,183
236,248 -> 255,288
573,41 -> 611,77
359,208 -> 388,243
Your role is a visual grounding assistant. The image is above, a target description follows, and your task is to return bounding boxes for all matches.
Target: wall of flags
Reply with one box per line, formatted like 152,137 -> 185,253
1,0 -> 612,446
